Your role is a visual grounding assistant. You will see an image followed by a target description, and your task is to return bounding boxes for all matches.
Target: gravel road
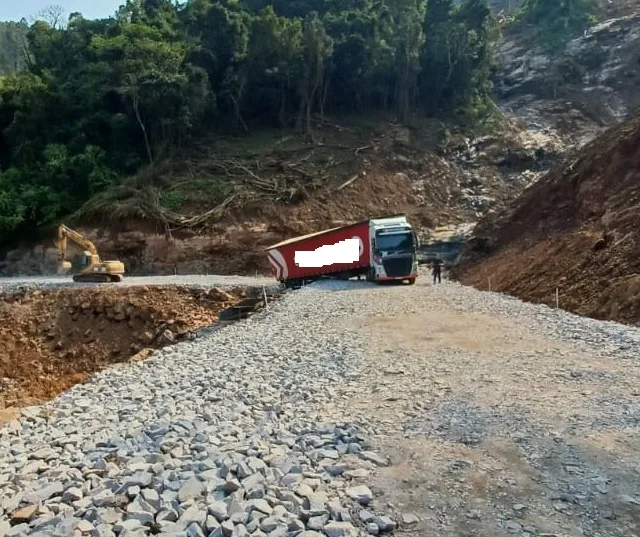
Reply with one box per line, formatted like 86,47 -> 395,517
0,275 -> 276,293
1,275 -> 639,537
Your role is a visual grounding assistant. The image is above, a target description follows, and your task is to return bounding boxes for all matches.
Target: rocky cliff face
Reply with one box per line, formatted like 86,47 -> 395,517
497,12 -> 640,152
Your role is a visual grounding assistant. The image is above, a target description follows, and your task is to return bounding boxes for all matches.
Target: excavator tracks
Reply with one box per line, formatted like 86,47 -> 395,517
72,273 -> 123,283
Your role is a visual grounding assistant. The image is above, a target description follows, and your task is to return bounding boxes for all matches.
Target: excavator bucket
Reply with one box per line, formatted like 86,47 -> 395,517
57,261 -> 72,275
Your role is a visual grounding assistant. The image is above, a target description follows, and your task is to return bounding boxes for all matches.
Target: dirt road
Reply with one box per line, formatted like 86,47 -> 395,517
313,279 -> 640,537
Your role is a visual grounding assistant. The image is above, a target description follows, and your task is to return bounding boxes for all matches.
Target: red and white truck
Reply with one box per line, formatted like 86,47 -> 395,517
266,215 -> 419,288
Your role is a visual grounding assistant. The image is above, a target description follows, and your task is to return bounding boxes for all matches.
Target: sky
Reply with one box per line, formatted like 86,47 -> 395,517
0,0 -> 125,22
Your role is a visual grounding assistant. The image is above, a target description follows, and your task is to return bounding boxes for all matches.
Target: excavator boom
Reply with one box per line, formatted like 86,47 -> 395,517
55,224 -> 125,283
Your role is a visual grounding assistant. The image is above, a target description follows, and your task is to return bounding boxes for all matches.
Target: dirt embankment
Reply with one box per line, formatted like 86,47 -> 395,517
0,285 -> 248,412
455,113 -> 640,325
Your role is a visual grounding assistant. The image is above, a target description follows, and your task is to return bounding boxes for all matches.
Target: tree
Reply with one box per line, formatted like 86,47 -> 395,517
420,0 -> 496,115
389,0 -> 425,121
244,7 -> 303,126
517,0 -> 599,49
92,23 -> 194,164
34,5 -> 66,29
299,13 -> 333,137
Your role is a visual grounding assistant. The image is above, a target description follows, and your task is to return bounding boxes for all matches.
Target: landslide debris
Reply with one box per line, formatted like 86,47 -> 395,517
0,285 -> 250,410
454,113 -> 640,325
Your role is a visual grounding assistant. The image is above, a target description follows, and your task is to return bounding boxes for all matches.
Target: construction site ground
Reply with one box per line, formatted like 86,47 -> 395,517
1,273 -> 639,537
0,275 -> 275,413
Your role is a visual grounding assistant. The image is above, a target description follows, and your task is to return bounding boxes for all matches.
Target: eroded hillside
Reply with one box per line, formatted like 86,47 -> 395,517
497,7 -> 640,152
455,113 -> 640,325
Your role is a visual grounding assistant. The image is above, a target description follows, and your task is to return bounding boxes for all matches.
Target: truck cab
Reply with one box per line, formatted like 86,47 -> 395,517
369,216 -> 419,283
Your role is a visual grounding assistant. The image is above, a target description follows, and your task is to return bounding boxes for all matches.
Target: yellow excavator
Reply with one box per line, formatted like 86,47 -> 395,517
55,224 -> 126,283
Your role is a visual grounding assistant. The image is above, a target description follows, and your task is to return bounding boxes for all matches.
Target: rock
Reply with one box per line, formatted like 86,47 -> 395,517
358,452 -> 389,467
221,520 -> 235,537
141,488 -> 161,510
359,510 -> 375,523
76,520 -> 95,534
324,521 -> 358,537
373,515 -> 396,533
343,469 -> 369,480
259,517 -> 280,533
92,490 -> 121,508
125,499 -> 155,525
62,487 -> 84,503
318,449 -> 340,460
5,523 -> 30,536
22,482 -> 64,504
325,465 -> 345,477
205,515 -> 221,532
208,501 -> 229,522
287,518 -> 305,533
366,523 -> 379,535
186,522 -> 206,537
30,447 -> 57,460
345,485 -> 373,505
307,515 -> 328,531
295,483 -> 314,498
246,499 -> 272,515
505,520 -> 523,533
10,505 -> 39,523
401,513 -> 419,526
179,477 -> 205,503
306,492 -> 328,516
234,523 -> 253,537
179,505 -> 206,528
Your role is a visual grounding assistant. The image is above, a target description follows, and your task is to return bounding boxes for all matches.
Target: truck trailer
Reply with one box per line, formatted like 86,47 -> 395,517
266,215 -> 419,288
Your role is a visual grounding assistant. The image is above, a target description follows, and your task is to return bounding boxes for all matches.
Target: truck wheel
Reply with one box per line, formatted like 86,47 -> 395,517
407,278 -> 416,285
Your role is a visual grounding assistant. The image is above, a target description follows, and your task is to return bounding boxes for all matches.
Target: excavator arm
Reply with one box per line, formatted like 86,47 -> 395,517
55,224 -> 101,273
56,224 -> 99,257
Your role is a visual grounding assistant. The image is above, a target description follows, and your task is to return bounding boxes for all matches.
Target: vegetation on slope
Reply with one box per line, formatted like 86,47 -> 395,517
513,0 -> 600,50
0,0 -> 499,245
0,0 -> 605,248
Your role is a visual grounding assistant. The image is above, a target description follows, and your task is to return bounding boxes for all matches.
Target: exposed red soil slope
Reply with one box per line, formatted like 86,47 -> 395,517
455,114 -> 640,325
0,285 -> 247,411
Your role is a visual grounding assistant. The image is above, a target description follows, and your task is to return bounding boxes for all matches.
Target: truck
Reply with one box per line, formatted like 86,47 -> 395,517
266,214 -> 419,288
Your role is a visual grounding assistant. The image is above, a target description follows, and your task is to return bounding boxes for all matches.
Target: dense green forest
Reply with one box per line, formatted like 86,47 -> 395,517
0,0 -> 597,243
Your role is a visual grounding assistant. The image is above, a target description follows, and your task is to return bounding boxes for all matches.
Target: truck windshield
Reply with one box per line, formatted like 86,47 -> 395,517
375,232 -> 414,253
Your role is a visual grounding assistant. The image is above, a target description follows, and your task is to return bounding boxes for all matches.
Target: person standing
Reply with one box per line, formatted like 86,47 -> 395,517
432,259 -> 442,284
